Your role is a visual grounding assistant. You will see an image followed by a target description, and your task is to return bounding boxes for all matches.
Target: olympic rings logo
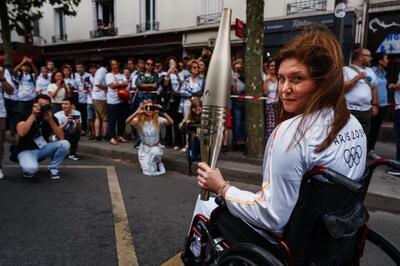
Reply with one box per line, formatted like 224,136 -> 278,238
343,145 -> 362,168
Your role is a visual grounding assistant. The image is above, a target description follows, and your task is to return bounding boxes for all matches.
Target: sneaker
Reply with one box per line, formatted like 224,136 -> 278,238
48,169 -> 60,180
134,140 -> 141,148
386,167 -> 400,176
368,151 -> 381,160
118,136 -> 128,143
110,138 -> 119,145
23,172 -> 35,179
68,154 -> 80,161
95,136 -> 102,141
0,169 -> 4,180
173,146 -> 180,151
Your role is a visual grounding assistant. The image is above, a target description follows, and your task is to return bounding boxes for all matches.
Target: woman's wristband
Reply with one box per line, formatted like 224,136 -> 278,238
218,181 -> 230,197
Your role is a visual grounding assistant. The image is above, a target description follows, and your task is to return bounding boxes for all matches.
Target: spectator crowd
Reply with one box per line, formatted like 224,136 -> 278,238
0,45 -> 399,179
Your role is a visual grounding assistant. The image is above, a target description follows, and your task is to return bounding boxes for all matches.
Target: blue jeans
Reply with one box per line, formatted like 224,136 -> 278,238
231,100 -> 246,143
394,109 -> 400,161
17,140 -> 70,175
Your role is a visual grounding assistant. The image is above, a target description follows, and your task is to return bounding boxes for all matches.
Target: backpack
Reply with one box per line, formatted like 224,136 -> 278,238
14,72 -> 36,88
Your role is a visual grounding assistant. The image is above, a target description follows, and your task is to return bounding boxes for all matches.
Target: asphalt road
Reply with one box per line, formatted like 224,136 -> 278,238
0,153 -> 399,265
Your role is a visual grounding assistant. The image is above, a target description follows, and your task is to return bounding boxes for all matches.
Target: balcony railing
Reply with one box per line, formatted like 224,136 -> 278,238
51,34 -> 67,43
136,21 -> 160,33
287,0 -> 327,15
197,12 -> 222,25
90,27 -> 118,38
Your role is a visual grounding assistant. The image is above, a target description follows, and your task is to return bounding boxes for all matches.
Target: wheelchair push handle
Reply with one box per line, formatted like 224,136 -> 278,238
308,166 -> 363,193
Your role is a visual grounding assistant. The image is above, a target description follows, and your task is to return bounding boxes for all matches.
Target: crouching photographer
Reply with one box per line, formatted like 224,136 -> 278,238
54,97 -> 81,161
15,94 -> 70,179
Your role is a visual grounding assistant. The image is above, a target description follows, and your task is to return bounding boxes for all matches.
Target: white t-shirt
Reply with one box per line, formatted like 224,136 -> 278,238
224,109 -> 366,234
130,71 -> 139,90
87,75 -> 94,105
54,109 -> 81,132
343,65 -> 377,111
105,73 -> 127,105
36,74 -> 51,95
0,71 -> 14,117
92,67 -> 107,100
3,69 -> 18,101
264,79 -> 278,104
47,83 -> 67,104
74,72 -> 91,103
17,72 -> 36,101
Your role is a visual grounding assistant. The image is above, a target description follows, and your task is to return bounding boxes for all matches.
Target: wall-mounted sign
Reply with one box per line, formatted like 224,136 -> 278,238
376,32 -> 400,54
367,12 -> 400,55
334,3 -> 346,18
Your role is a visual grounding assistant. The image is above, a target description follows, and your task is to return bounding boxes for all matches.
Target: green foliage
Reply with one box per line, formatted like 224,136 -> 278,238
4,0 -> 80,35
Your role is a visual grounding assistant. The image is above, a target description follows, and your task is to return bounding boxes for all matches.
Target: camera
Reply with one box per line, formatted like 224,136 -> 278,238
182,121 -> 200,134
83,76 -> 91,89
40,104 -> 52,113
71,115 -> 80,120
144,105 -> 164,112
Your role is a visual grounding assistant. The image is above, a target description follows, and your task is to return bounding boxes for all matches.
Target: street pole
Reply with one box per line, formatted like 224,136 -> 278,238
333,0 -> 347,48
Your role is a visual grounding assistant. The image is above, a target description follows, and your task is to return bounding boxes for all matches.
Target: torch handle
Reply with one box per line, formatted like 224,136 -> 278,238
200,106 -> 226,201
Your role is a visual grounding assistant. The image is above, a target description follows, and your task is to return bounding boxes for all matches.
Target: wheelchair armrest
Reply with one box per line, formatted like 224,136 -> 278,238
367,158 -> 400,176
308,166 -> 363,193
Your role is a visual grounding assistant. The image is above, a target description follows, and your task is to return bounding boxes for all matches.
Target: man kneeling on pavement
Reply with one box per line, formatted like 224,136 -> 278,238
16,94 -> 70,179
54,97 -> 81,161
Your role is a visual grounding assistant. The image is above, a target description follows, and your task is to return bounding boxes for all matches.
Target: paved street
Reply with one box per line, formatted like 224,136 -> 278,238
0,152 -> 399,265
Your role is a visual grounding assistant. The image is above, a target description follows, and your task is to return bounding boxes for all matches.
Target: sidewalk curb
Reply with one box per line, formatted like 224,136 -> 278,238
79,142 -> 400,213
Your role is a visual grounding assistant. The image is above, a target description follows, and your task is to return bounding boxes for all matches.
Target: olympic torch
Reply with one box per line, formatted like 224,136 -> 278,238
200,8 -> 232,201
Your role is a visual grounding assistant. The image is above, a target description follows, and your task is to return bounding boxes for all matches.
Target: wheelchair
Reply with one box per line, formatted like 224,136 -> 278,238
182,158 -> 400,265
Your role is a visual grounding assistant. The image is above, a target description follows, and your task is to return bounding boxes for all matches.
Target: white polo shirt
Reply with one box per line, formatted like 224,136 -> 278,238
343,65 -> 377,111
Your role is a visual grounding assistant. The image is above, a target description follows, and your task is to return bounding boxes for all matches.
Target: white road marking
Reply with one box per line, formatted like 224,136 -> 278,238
106,166 -> 138,266
3,164 -> 139,266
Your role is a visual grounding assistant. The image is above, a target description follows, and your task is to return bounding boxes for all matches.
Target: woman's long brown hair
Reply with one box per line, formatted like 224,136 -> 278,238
275,25 -> 349,153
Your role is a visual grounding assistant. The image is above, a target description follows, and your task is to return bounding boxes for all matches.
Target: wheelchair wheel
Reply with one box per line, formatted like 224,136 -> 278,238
217,242 -> 285,266
366,228 -> 400,264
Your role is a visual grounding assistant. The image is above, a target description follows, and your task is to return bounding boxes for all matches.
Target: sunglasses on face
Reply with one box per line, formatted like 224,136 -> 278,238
144,105 -> 157,111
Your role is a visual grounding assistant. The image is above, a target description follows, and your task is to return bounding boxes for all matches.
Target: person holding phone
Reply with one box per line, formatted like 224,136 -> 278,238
126,100 -> 173,176
54,97 -> 81,160
47,71 -> 70,113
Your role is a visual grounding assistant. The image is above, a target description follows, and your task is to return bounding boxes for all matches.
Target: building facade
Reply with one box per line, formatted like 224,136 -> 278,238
1,0 -> 400,65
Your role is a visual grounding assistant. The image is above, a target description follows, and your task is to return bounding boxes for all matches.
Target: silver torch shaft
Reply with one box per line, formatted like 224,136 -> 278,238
200,8 -> 232,201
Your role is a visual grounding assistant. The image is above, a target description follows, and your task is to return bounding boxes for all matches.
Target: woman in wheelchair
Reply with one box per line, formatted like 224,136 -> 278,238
186,26 -> 370,265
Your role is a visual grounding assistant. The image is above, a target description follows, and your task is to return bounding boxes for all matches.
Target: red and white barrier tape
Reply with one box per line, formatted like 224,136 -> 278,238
126,90 -> 278,101
230,95 -> 277,101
